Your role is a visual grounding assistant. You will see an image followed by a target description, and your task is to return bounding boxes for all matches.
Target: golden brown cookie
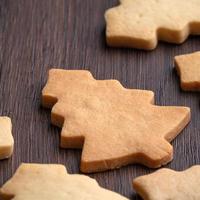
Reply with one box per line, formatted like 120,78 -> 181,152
105,0 -> 200,50
0,163 -> 128,200
175,51 -> 200,91
0,117 -> 14,159
133,166 -> 200,200
42,69 -> 190,173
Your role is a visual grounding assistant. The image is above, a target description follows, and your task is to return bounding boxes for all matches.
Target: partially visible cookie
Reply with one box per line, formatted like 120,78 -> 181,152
0,117 -> 14,159
0,163 -> 128,200
42,69 -> 190,173
133,166 -> 200,200
175,51 -> 200,91
105,0 -> 200,50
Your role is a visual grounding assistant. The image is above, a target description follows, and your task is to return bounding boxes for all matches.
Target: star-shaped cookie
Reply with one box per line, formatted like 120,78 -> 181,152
42,69 -> 190,173
0,163 -> 128,200
175,51 -> 200,91
105,0 -> 200,50
133,166 -> 200,200
0,117 -> 14,159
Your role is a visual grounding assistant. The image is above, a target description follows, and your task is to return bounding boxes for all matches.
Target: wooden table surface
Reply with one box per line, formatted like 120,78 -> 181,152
0,0 -> 199,199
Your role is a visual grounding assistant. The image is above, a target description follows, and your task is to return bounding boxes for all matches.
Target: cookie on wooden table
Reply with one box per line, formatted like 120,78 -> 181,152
42,69 -> 190,173
0,117 -> 14,159
175,51 -> 200,91
0,163 -> 128,200
105,0 -> 200,50
133,166 -> 200,200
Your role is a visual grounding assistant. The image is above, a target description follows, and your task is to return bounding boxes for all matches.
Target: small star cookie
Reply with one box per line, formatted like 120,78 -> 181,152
0,163 -> 128,200
0,117 -> 14,159
42,69 -> 190,173
175,51 -> 200,91
105,0 -> 200,50
133,166 -> 200,200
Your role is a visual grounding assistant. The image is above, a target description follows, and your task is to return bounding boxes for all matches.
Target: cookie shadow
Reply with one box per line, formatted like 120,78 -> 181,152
130,194 -> 142,200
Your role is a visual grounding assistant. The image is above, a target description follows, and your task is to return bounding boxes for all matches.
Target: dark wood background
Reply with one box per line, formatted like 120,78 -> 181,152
0,0 -> 199,199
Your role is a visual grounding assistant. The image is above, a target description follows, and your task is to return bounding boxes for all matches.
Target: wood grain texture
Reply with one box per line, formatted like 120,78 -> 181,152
0,0 -> 199,199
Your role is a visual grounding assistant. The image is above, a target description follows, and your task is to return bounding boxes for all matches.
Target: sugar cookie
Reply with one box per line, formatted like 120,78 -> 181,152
0,117 -> 14,159
175,51 -> 200,91
42,69 -> 190,173
0,163 -> 128,200
105,0 -> 200,50
133,166 -> 200,200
